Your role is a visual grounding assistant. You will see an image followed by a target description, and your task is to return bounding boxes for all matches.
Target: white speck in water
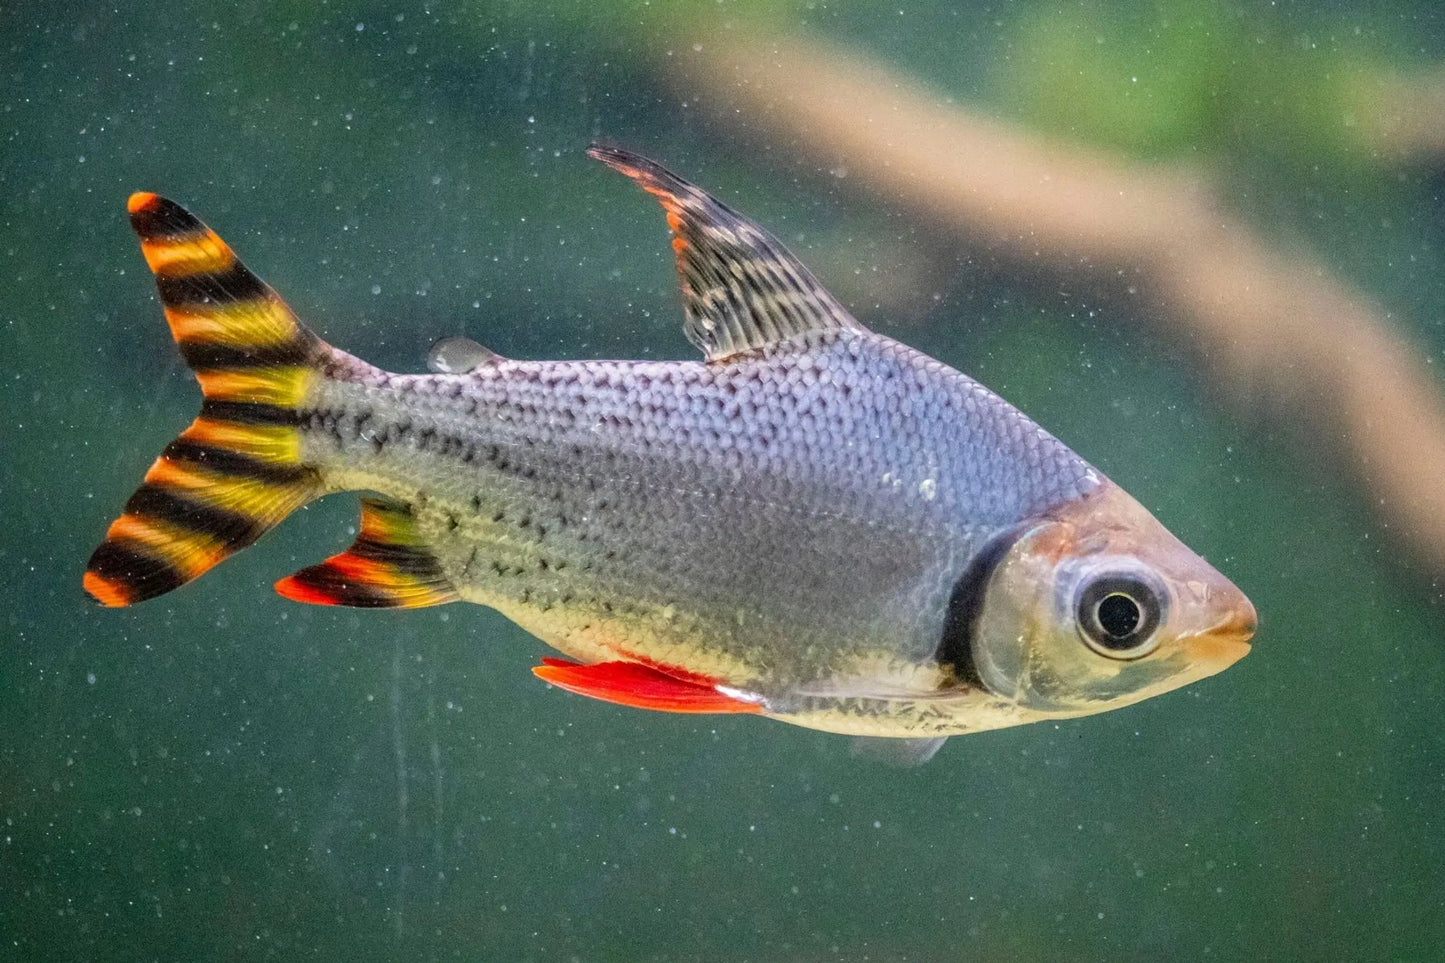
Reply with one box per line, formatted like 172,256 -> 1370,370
371,284 -> 382,295
86,672 -> 96,685
918,478 -> 937,501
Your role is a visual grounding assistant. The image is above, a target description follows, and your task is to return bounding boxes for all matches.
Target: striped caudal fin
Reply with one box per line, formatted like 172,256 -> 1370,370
83,193 -> 327,607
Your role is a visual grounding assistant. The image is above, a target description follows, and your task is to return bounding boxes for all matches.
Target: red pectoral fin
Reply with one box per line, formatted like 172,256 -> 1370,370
532,658 -> 763,715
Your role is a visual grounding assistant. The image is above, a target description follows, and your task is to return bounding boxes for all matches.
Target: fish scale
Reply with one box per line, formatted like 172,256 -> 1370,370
84,148 -> 1255,758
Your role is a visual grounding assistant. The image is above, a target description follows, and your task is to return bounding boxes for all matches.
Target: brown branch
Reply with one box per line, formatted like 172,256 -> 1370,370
1357,68 -> 1445,162
668,34 -> 1445,574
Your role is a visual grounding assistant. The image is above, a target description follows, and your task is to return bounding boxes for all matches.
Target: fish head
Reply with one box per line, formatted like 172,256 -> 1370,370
969,482 -> 1255,717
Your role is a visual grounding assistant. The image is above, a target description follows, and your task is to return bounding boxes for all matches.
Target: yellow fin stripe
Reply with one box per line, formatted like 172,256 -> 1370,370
193,367 -> 313,406
140,229 -> 236,276
145,458 -> 311,525
179,420 -> 301,463
106,513 -> 229,580
360,499 -> 425,545
163,302 -> 303,348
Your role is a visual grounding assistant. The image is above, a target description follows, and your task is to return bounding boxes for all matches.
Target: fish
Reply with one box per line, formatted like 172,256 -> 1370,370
84,145 -> 1256,762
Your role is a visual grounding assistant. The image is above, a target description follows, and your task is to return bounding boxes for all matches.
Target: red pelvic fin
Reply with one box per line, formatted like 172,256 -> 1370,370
531,658 -> 763,715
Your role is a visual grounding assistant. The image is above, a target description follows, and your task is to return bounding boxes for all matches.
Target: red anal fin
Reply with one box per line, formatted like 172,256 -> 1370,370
532,658 -> 763,715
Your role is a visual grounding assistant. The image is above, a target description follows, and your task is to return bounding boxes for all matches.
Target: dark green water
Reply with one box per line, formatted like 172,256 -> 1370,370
4,2 -> 1444,959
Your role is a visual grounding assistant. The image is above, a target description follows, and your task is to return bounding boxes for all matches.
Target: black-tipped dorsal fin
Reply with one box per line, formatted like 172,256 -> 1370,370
273,496 -> 459,608
427,336 -> 503,374
588,145 -> 867,363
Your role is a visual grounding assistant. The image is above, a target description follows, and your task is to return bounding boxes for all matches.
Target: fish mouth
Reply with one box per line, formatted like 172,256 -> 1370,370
1183,597 -> 1257,667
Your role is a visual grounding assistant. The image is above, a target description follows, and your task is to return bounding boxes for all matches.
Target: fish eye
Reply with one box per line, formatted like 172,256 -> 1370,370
1075,573 -> 1166,659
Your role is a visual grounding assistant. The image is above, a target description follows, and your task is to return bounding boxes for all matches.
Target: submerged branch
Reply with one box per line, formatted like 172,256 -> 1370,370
1359,68 -> 1445,163
669,34 -> 1445,575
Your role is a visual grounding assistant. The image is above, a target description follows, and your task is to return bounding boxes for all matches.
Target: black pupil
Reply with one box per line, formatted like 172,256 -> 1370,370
1096,593 -> 1141,640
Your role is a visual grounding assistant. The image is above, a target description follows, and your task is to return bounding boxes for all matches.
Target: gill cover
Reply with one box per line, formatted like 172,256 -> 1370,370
968,483 -> 1255,716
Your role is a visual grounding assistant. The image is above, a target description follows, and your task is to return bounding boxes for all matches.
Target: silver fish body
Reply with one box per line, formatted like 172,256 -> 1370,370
87,148 -> 1256,750
309,328 -> 1095,714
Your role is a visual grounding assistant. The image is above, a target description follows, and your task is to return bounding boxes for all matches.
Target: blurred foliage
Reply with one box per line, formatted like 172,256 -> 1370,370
1006,0 -> 1397,169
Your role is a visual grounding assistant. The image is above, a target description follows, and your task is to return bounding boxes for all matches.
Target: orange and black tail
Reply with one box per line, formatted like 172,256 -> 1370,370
83,193 -> 328,607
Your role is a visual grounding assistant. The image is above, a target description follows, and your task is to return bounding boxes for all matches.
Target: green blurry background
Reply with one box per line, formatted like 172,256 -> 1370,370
3,1 -> 1443,959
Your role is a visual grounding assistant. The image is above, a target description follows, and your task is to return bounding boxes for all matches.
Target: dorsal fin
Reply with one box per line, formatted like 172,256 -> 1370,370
588,145 -> 867,362
427,336 -> 503,374
274,496 -> 459,608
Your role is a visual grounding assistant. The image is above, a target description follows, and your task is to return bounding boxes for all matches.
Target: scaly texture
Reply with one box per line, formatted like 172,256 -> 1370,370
84,150 -> 1254,746
298,328 -> 1099,697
